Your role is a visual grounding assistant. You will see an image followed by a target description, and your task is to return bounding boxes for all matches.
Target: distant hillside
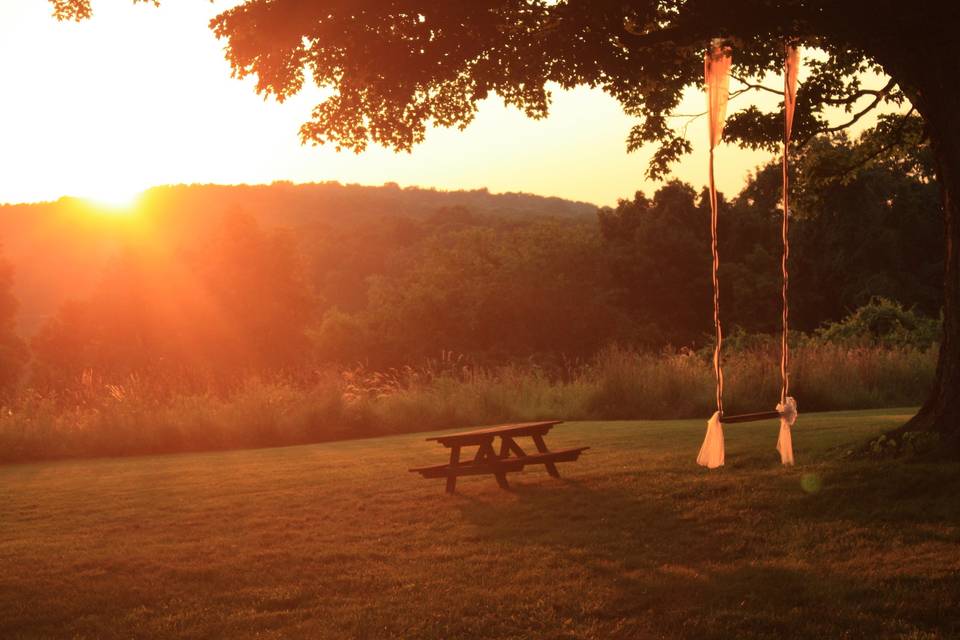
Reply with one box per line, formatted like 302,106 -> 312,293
0,182 -> 598,335
138,182 -> 598,227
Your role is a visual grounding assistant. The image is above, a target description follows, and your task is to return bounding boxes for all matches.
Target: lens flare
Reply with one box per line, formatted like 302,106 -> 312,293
800,473 -> 822,494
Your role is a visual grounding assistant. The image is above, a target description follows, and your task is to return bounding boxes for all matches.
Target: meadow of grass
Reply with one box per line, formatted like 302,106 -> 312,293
2,408 -> 958,639
0,343 -> 935,463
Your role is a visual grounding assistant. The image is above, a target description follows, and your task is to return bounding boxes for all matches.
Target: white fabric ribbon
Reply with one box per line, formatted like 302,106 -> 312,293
697,411 -> 725,469
776,396 -> 798,465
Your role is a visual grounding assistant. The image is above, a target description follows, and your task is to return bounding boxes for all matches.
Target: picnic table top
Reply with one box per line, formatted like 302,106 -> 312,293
426,420 -> 563,444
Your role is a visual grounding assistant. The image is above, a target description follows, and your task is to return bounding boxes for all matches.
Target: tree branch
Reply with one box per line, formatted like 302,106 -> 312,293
667,111 -> 705,138
798,78 -> 898,148
823,80 -> 896,106
618,21 -> 706,49
828,106 -> 918,180
665,80 -> 783,136
731,74 -> 782,96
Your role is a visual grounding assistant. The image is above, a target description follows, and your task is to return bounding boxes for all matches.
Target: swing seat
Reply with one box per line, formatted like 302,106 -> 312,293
719,410 -> 782,424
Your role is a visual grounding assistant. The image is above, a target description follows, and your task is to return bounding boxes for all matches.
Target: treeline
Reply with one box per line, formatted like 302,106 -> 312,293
0,182 -> 596,340
0,117 -> 944,460
0,115 -> 944,399
310,115 -> 943,364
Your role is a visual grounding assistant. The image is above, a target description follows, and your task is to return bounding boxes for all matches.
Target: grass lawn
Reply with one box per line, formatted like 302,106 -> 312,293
2,408 -> 958,639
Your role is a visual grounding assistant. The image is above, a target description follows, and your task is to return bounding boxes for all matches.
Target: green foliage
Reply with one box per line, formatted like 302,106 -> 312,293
596,125 -> 943,347
359,219 -> 623,363
0,126 -> 944,403
597,182 -> 712,346
0,183 -> 597,341
785,124 -> 942,328
817,297 -> 941,349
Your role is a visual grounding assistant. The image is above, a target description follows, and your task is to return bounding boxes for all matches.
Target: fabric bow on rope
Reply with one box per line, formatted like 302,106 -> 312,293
776,397 -> 798,465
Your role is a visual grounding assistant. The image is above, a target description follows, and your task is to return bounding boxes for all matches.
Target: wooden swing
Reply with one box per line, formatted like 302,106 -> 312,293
697,42 -> 800,468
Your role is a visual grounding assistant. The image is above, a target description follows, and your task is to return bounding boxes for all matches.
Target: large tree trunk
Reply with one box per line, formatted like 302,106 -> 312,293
889,54 -> 960,455
902,134 -> 960,452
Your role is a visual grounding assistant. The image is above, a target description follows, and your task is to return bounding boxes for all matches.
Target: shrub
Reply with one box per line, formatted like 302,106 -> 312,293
816,297 -> 940,348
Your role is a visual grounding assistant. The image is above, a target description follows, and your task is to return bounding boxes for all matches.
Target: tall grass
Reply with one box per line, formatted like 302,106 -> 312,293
0,342 -> 935,463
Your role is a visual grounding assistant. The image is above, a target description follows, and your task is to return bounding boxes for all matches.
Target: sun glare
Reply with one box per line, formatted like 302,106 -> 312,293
83,187 -> 143,213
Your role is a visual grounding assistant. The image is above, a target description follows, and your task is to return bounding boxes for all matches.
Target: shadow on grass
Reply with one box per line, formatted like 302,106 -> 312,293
787,459 -> 960,527
451,463 -> 960,639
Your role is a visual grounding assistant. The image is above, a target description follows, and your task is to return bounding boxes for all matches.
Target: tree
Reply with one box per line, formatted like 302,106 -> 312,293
361,219 -> 620,363
598,134 -> 942,346
598,182 -> 713,346
190,210 -> 317,373
734,118 -> 942,332
0,251 -> 28,395
54,1 -> 960,452
788,121 -> 943,329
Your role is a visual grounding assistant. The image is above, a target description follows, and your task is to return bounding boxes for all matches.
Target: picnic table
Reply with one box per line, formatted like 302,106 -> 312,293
409,420 -> 588,493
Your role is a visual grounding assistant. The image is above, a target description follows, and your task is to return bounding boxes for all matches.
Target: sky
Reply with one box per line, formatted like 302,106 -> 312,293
0,0 -> 891,208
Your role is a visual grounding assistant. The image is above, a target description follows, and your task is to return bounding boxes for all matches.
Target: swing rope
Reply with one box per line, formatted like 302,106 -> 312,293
780,103 -> 790,404
710,146 -> 724,416
705,42 -> 731,417
706,42 -> 798,417
781,43 -> 799,405
698,42 -> 800,469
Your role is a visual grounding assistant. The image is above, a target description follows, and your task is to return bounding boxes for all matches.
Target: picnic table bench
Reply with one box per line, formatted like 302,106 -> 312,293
409,420 -> 588,493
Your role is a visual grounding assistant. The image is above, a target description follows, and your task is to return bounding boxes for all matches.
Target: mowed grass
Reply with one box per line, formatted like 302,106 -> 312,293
2,409 -> 958,639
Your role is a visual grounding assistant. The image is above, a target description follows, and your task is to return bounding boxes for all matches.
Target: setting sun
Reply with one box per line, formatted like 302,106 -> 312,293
82,186 -> 143,212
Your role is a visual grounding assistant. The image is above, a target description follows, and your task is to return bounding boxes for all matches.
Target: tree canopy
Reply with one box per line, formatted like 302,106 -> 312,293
51,1 -> 931,181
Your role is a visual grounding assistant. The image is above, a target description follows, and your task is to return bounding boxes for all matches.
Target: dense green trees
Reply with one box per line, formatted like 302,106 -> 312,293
308,121 -> 942,363
363,220 -> 622,362
597,120 -> 942,348
598,183 -> 713,346
0,139 -> 942,390
0,110 -> 939,392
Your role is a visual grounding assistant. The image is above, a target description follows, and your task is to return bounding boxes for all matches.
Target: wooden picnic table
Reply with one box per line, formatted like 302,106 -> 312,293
409,420 -> 588,493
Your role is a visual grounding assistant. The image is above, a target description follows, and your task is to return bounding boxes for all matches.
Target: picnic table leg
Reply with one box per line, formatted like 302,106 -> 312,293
532,434 -> 561,478
501,436 -> 527,458
446,445 -> 461,493
480,440 -> 510,490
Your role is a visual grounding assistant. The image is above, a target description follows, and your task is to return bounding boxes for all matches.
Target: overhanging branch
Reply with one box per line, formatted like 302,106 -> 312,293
824,82 -> 895,106
731,74 -> 782,97
798,78 -> 898,147
829,106 -> 919,180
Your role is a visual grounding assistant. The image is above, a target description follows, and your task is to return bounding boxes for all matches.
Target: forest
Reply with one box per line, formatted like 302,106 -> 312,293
0,117 -> 943,460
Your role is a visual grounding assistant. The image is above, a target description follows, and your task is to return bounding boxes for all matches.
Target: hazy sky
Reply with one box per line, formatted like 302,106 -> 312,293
0,1 -> 891,207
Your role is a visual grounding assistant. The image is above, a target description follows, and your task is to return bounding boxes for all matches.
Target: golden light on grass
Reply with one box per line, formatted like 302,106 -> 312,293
3,410 -> 955,638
